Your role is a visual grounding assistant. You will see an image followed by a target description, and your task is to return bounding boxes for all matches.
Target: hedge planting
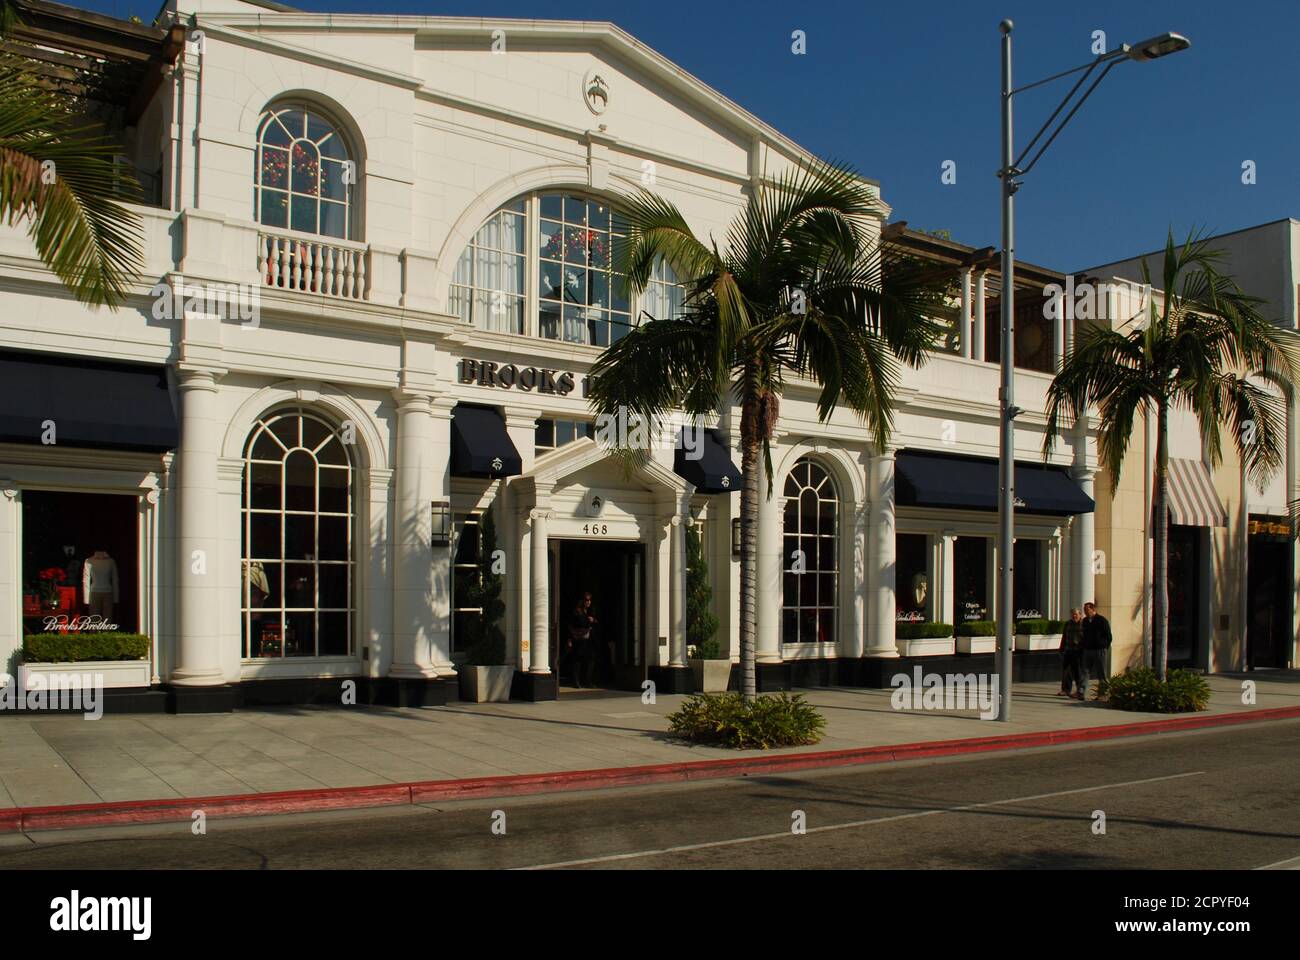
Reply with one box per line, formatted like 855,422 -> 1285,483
1106,667 -> 1210,713
1015,618 -> 1065,635
895,621 -> 954,640
22,632 -> 150,663
955,620 -> 996,637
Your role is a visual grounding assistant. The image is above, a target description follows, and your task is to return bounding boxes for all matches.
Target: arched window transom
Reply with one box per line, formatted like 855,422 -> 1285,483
451,191 -> 683,344
241,409 -> 355,659
255,106 -> 352,239
781,458 -> 838,645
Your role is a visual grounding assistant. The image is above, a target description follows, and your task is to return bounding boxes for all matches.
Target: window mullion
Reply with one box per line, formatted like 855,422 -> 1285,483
525,193 -> 539,338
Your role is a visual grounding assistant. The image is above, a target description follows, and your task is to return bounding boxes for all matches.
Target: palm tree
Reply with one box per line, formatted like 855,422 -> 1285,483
1044,229 -> 1300,680
0,0 -> 142,307
588,160 -> 951,697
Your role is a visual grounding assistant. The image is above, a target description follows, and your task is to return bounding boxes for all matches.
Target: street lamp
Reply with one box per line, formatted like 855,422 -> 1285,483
994,20 -> 1188,721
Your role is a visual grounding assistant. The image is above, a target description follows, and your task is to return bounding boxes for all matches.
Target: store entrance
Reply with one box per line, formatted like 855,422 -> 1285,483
552,538 -> 644,691
1247,524 -> 1292,668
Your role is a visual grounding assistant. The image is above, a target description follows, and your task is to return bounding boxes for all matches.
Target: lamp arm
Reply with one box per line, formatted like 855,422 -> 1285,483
1016,57 -> 1125,177
1012,58 -> 1101,170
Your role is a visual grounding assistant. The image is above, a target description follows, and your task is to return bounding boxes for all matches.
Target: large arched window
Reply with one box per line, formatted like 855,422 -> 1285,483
450,191 -> 683,344
241,409 -> 355,659
255,106 -> 353,239
782,458 -> 838,645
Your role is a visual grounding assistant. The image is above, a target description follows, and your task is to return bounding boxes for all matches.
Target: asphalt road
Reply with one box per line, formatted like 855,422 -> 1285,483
3,720 -> 1299,870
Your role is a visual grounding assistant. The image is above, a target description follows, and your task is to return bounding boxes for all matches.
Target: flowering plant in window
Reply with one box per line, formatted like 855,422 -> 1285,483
291,142 -> 319,191
545,229 -> 607,265
37,567 -> 67,608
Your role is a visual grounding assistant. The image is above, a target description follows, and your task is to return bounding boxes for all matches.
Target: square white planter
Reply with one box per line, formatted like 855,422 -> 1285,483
689,658 -> 732,693
19,659 -> 151,689
457,665 -> 515,702
1015,633 -> 1063,651
896,637 -> 957,657
955,635 -> 997,655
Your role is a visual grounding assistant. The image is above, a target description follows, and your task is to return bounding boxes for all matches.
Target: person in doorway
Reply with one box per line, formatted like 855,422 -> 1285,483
1082,601 -> 1112,700
565,591 -> 598,688
1058,608 -> 1085,700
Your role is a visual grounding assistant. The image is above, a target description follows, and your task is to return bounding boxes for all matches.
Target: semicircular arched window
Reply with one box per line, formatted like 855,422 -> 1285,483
781,458 -> 838,645
255,106 -> 353,239
450,191 -> 683,344
241,409 -> 355,660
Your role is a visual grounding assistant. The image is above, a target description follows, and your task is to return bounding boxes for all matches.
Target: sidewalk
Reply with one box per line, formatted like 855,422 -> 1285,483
1,674 -> 1297,830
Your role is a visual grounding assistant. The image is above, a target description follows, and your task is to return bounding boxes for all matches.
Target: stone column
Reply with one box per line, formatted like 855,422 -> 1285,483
959,267 -> 973,359
668,511 -> 688,667
973,270 -> 987,362
939,529 -> 956,630
755,449 -> 783,663
172,366 -> 226,686
1052,287 -> 1065,370
529,506 -> 552,675
389,390 -> 438,679
866,446 -> 900,657
1071,467 -> 1096,612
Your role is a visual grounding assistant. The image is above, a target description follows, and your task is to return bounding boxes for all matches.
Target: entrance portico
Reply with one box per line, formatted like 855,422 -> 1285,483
507,439 -> 694,700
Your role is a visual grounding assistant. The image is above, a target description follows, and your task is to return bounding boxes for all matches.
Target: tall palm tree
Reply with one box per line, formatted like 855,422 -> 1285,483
1044,229 -> 1300,680
588,160 -> 950,698
0,0 -> 142,307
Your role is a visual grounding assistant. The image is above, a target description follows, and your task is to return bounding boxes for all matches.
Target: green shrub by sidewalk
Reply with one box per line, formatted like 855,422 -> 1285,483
895,621 -> 953,640
1106,667 -> 1210,713
955,620 -> 996,637
23,632 -> 150,663
1015,618 -> 1065,635
667,692 -> 827,749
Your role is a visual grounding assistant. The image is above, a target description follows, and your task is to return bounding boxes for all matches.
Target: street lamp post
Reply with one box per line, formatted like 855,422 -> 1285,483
994,20 -> 1188,722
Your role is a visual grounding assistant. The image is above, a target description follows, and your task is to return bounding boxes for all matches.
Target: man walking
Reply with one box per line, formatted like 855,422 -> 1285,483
1081,601 -> 1112,700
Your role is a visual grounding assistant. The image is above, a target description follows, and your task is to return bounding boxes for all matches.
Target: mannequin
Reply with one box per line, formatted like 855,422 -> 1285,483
82,549 -> 119,619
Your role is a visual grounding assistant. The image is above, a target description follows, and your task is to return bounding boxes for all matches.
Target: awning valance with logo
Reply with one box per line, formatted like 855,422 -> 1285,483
450,404 -> 522,478
673,428 -> 742,494
895,450 -> 1094,516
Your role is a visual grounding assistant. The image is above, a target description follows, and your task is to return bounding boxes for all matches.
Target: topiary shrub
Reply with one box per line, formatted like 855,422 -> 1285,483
955,620 -> 997,637
23,632 -> 150,663
458,507 -> 507,666
895,621 -> 954,640
1106,667 -> 1210,713
685,523 -> 721,657
667,692 -> 827,749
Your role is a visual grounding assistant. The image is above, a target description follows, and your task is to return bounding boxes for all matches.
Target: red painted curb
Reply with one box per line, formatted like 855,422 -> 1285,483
5,705 -> 1299,834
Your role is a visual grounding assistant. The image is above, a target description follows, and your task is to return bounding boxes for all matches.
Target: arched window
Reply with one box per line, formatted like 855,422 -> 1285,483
450,191 -> 684,344
241,409 -> 354,659
255,106 -> 353,239
781,458 -> 838,645
642,257 -> 685,320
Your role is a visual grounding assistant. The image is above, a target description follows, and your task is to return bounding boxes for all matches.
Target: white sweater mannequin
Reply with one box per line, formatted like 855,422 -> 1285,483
83,552 -> 120,603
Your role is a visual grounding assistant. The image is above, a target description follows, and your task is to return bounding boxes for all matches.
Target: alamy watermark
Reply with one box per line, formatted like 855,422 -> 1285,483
1,671 -> 104,719
890,667 -> 999,720
151,273 -> 260,327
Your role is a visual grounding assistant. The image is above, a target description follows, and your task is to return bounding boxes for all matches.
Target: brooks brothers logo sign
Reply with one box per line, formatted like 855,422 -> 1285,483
459,358 -> 576,396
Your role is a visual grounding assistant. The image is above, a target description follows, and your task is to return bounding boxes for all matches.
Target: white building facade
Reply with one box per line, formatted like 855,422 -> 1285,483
0,0 -> 1098,711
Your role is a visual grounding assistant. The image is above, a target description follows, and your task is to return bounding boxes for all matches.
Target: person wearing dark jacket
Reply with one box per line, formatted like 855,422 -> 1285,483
1081,602 -> 1112,700
1059,608 -> 1086,700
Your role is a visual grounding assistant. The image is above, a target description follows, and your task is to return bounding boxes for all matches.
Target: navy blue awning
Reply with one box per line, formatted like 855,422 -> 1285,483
674,428 -> 742,493
0,349 -> 178,452
450,405 -> 522,478
895,450 -> 1094,515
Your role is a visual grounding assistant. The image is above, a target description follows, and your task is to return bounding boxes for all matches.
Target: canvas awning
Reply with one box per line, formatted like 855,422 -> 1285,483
1161,458 -> 1227,527
673,428 -> 742,493
449,405 -> 522,478
895,450 -> 1095,516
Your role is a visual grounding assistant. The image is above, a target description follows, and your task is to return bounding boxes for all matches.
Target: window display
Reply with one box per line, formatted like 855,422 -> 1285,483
953,536 -> 988,622
895,533 -> 931,622
21,490 -> 138,634
1013,538 -> 1043,620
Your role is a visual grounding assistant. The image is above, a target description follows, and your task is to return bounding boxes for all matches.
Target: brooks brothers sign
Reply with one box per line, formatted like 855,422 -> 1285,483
459,358 -> 577,396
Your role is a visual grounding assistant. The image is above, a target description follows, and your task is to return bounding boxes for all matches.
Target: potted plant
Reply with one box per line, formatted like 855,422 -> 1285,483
1014,618 -> 1065,651
685,524 -> 730,692
455,508 -> 514,703
954,620 -> 997,654
894,620 -> 955,656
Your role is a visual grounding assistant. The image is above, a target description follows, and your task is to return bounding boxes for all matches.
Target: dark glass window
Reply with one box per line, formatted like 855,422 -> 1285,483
781,459 -> 837,645
954,536 -> 989,622
896,533 -> 931,621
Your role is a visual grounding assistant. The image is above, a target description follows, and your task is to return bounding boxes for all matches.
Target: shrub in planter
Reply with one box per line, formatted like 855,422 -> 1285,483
1106,667 -> 1210,713
895,621 -> 954,640
667,692 -> 827,749
23,632 -> 149,663
955,620 -> 997,637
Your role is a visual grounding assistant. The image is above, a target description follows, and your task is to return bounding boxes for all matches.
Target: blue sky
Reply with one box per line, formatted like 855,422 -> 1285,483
83,0 -> 1298,271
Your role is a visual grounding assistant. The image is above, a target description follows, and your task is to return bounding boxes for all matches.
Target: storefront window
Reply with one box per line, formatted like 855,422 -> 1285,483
895,533 -> 931,622
1013,539 -> 1043,620
954,536 -> 988,622
241,409 -> 354,659
781,458 -> 838,644
535,418 -> 593,452
21,491 -> 139,634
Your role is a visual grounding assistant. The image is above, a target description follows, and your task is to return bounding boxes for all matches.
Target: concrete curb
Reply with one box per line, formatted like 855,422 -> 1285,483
5,704 -> 1299,834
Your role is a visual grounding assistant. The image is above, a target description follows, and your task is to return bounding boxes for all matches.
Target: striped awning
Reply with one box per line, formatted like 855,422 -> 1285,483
1161,458 -> 1228,527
